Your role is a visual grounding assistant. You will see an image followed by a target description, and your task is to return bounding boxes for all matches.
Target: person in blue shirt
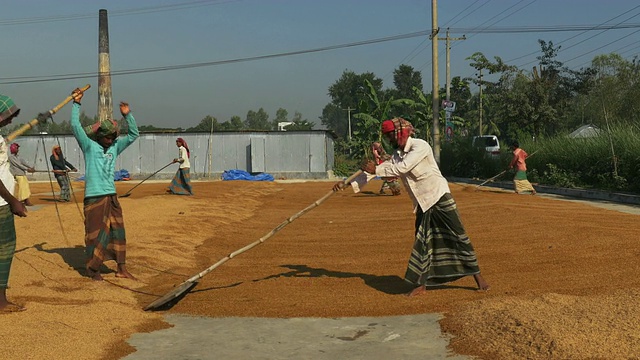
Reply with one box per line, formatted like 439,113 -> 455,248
70,88 -> 139,281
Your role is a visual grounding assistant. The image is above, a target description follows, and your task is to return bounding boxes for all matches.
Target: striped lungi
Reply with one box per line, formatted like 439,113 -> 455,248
168,168 -> 193,195
14,175 -> 31,201
0,204 -> 17,288
405,193 -> 480,286
84,195 -> 127,271
514,170 -> 536,194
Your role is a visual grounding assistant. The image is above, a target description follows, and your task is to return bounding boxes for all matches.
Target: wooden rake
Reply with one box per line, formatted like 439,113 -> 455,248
143,169 -> 364,311
119,162 -> 175,198
7,84 -> 91,142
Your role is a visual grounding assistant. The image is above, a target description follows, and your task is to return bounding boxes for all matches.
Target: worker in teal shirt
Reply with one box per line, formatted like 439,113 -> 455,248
70,88 -> 139,281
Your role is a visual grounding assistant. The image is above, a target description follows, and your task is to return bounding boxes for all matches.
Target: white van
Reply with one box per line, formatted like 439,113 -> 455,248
472,135 -> 501,158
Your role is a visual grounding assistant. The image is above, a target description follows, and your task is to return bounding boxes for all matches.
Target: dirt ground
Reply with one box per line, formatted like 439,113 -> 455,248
2,178 -> 639,359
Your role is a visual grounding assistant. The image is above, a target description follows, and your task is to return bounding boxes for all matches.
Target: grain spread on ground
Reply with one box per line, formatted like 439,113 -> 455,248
2,180 -> 639,359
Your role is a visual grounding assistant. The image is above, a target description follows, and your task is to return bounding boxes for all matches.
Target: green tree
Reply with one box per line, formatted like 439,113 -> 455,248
186,115 -> 219,132
244,108 -> 270,130
391,64 -> 423,119
321,70 -> 383,138
219,115 -> 244,131
272,108 -> 289,130
283,112 -> 315,130
352,79 -> 412,157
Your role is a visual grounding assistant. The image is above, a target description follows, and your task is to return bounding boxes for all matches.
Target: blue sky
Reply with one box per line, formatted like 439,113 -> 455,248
2,0 -> 639,129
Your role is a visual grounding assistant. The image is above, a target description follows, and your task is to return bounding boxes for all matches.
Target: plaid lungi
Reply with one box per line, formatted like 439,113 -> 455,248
405,193 -> 481,286
514,170 -> 536,194
168,168 -> 193,195
0,204 -> 17,288
84,195 -> 127,271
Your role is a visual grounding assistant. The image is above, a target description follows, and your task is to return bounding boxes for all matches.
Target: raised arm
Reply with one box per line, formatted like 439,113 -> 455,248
116,102 -> 139,155
69,90 -> 92,152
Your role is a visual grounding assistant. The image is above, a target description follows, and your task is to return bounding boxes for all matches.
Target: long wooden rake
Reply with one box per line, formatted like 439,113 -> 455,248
143,169 -> 363,311
7,84 -> 91,142
119,162 -> 175,198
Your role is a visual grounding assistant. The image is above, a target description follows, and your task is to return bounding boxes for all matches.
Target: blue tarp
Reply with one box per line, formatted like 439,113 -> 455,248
114,169 -> 130,181
222,169 -> 274,181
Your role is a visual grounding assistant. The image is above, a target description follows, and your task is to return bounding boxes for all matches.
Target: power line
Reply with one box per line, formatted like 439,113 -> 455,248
562,27 -> 640,65
448,22 -> 640,34
4,21 -> 640,85
0,30 -> 431,84
0,0 -> 242,26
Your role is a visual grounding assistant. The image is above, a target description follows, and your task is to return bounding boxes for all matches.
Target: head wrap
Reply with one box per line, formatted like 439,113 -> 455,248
52,145 -> 61,161
177,137 -> 190,158
84,119 -> 119,141
0,93 -> 20,124
381,118 -> 414,146
9,143 -> 19,155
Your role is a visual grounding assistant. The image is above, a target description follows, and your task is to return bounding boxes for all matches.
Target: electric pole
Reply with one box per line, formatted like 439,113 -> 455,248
431,0 -> 440,163
342,107 -> 355,140
438,28 -> 466,102
97,9 -> 113,123
478,69 -> 483,136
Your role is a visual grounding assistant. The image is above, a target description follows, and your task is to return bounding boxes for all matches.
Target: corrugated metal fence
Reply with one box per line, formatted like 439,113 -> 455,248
11,131 -> 336,180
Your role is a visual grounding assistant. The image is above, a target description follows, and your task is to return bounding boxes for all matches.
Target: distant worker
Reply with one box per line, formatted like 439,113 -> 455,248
50,145 -> 78,202
371,141 -> 401,196
508,141 -> 536,195
9,143 -> 35,206
167,137 -> 193,195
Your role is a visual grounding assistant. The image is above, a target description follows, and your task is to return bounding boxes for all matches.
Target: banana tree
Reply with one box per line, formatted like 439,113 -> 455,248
351,79 -> 412,157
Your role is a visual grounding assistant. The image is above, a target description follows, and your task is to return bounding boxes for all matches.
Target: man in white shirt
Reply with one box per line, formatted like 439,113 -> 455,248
338,117 -> 489,296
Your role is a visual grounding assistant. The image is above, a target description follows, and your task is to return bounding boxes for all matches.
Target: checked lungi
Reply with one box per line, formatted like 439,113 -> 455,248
84,195 -> 127,271
404,193 -> 481,286
168,168 -> 193,195
514,170 -> 536,194
0,205 -> 17,288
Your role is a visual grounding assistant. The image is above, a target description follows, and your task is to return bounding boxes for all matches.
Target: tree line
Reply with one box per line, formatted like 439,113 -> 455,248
323,40 -> 640,161
0,106 -> 316,136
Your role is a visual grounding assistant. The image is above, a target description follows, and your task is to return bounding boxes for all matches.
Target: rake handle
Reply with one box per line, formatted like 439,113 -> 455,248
119,162 -> 175,197
185,170 -> 364,283
6,85 -> 91,142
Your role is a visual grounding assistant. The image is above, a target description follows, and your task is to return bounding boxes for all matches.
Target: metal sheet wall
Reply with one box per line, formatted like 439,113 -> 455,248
10,131 -> 335,178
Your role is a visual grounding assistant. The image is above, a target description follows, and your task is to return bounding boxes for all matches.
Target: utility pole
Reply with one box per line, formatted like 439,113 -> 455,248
97,9 -> 113,123
437,28 -> 466,102
431,0 -> 440,163
342,107 -> 355,140
478,69 -> 483,136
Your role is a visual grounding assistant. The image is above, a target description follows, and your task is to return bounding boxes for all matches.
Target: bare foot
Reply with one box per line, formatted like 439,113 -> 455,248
474,274 -> 490,291
0,302 -> 26,313
116,264 -> 137,280
406,285 -> 427,297
86,268 -> 103,281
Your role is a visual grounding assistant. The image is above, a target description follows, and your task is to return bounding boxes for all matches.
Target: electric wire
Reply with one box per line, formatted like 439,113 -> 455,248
0,0 -> 243,26
2,21 -> 640,85
517,8 -> 640,68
